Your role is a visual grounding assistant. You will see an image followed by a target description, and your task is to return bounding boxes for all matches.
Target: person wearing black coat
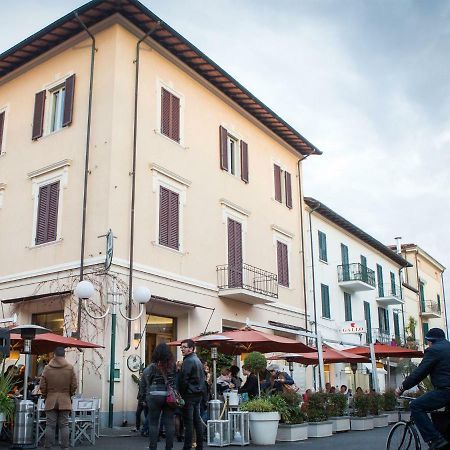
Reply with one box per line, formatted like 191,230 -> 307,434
396,328 -> 450,449
140,343 -> 176,450
238,367 -> 259,399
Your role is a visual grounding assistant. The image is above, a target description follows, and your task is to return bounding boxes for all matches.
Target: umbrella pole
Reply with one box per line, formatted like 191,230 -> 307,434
317,332 -> 325,392
23,354 -> 30,401
369,343 -> 380,392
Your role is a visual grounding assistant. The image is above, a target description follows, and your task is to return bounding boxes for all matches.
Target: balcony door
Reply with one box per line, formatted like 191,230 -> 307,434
341,244 -> 349,281
419,281 -> 426,312
228,218 -> 243,288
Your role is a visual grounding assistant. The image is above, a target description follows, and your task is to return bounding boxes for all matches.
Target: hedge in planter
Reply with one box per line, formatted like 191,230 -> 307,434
327,393 -> 350,433
306,392 -> 332,438
275,392 -> 307,442
350,394 -> 374,431
369,393 -> 389,427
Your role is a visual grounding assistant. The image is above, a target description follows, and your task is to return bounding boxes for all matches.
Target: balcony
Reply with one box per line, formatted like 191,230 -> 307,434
371,328 -> 397,345
217,263 -> 278,305
420,300 -> 441,318
376,283 -> 404,306
337,263 -> 376,292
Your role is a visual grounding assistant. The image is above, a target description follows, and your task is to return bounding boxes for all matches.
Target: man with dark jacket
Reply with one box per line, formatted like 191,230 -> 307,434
40,346 -> 77,450
395,328 -> 450,449
179,339 -> 206,450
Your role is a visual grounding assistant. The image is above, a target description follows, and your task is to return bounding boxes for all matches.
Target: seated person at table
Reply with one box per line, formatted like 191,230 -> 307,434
238,366 -> 259,399
261,364 -> 294,394
216,368 -> 234,395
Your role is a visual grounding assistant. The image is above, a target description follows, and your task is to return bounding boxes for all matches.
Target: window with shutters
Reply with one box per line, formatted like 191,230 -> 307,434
321,284 -> 331,319
318,230 -> 327,262
276,241 -> 289,287
159,186 -> 179,250
344,292 -> 352,321
32,74 -> 75,140
273,164 -> 292,208
160,87 -> 180,143
35,181 -> 60,245
219,126 -> 249,183
0,108 -> 6,154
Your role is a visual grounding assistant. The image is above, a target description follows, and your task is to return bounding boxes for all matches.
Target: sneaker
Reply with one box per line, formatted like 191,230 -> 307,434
428,437 -> 448,449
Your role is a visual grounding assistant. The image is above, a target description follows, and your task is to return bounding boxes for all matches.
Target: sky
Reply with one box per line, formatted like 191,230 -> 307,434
1,1 -> 449,305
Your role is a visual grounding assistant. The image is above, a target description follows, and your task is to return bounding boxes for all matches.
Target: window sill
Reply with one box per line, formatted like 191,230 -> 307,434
151,241 -> 186,255
29,238 -> 63,249
153,130 -> 187,150
278,283 -> 292,290
222,169 -> 247,183
319,259 -> 328,264
321,316 -> 334,321
38,127 -> 67,141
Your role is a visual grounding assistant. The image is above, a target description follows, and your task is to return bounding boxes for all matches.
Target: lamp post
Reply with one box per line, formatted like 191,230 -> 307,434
74,278 -> 151,428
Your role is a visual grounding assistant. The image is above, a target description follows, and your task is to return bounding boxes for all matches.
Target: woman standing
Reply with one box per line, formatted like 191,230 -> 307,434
140,343 -> 176,450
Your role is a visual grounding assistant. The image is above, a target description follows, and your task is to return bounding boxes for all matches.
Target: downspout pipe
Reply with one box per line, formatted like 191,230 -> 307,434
297,156 -> 309,332
75,12 -> 96,339
125,24 -> 159,351
440,272 -> 449,337
308,200 -> 321,388
394,237 -> 407,344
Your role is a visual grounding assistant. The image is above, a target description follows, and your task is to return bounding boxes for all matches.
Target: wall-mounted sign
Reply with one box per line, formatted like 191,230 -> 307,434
340,321 -> 366,334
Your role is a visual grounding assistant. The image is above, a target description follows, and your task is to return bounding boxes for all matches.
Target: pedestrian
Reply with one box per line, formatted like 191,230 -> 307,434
395,328 -> 450,449
133,369 -> 148,435
175,361 -> 184,442
140,343 -> 176,450
39,346 -> 77,450
179,339 -> 206,450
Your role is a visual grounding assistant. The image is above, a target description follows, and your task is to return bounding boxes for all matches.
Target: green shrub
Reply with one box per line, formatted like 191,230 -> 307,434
243,352 -> 267,375
240,397 -> 279,413
326,393 -> 348,417
383,390 -> 397,411
282,405 -> 306,424
352,393 -> 370,417
306,392 -> 328,422
368,393 -> 384,416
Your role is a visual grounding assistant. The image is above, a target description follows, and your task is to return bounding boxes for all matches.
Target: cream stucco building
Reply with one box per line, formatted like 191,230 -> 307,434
0,0 -> 321,424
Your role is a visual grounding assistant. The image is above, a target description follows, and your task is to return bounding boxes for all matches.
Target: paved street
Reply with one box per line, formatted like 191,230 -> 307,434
78,426 -> 391,449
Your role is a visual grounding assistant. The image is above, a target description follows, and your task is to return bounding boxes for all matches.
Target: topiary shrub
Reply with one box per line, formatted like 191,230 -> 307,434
352,393 -> 370,417
383,390 -> 397,411
243,352 -> 267,374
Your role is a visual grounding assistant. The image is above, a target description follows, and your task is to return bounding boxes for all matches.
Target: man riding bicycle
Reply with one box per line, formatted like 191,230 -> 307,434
395,328 -> 450,450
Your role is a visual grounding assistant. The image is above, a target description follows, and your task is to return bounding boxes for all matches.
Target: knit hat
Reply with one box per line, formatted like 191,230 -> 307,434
424,328 -> 446,342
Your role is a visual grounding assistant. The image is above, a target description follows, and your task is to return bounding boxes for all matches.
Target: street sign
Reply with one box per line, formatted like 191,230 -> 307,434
340,321 -> 366,334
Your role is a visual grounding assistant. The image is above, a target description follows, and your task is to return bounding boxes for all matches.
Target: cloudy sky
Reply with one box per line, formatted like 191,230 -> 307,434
1,1 -> 449,296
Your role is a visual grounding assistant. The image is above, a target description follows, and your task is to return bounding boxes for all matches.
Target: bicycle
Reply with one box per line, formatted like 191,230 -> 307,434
386,396 -> 422,450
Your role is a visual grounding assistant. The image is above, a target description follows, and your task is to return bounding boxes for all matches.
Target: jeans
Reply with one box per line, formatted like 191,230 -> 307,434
182,396 -> 204,450
44,409 -> 70,449
136,401 -> 148,430
147,395 -> 174,450
410,389 -> 450,442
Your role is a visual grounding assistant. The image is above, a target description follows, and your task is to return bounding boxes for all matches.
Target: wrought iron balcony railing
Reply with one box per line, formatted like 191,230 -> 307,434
420,300 -> 441,316
377,283 -> 401,298
217,263 -> 278,299
337,263 -> 376,287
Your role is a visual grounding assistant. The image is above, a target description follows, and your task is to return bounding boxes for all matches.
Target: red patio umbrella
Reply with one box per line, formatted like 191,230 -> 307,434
268,346 -> 370,365
168,327 -> 314,355
346,342 -> 423,359
10,332 -> 104,354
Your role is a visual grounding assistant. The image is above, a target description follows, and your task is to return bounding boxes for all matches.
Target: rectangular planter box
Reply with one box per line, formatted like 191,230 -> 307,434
308,421 -> 333,438
386,411 -> 399,423
350,416 -> 374,431
276,423 -> 308,442
373,414 -> 389,428
330,416 -> 350,433
400,411 -> 411,422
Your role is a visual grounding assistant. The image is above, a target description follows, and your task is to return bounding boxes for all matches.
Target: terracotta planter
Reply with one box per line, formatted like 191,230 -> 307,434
373,414 -> 389,428
307,421 -> 333,438
330,416 -> 350,433
248,412 -> 280,445
276,423 -> 308,442
350,416 -> 374,431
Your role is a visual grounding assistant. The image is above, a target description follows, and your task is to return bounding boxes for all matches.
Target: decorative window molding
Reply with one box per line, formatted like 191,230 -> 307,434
219,199 -> 250,220
150,163 -> 191,188
155,80 -> 185,147
29,160 -> 70,247
271,224 -> 294,239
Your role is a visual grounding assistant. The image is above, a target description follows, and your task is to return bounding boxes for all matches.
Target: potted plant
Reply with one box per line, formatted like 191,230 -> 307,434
350,393 -> 374,430
0,372 -> 15,427
383,390 -> 399,423
305,392 -> 333,438
276,391 -> 308,442
243,352 -> 267,397
240,396 -> 281,445
327,393 -> 350,433
369,392 -> 388,427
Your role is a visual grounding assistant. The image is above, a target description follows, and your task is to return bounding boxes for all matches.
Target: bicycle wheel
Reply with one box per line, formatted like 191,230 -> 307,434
386,421 -> 421,450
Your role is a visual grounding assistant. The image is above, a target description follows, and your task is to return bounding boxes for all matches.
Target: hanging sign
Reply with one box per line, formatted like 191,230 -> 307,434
340,321 -> 366,334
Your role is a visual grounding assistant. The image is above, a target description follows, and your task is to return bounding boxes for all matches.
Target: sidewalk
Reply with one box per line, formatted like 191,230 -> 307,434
91,425 -> 392,449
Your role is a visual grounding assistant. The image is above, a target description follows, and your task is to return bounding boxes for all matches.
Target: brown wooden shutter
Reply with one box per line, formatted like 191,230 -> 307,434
159,186 -> 179,249
274,164 -> 282,202
171,94 -> 180,143
36,182 -> 59,244
62,74 -> 75,127
219,126 -> 228,170
277,241 -> 289,287
285,171 -> 292,208
240,140 -> 249,183
161,88 -> 171,138
227,218 -> 243,287
32,90 -> 46,140
0,111 -> 5,152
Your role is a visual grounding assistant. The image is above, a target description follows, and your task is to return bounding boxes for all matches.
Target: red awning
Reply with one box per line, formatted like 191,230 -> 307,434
346,342 -> 423,359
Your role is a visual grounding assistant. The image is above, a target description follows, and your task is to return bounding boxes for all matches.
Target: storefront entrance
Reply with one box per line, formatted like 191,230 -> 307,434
145,315 -> 176,365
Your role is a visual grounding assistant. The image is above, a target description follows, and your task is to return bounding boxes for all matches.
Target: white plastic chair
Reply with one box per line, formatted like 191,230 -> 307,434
70,398 -> 96,446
